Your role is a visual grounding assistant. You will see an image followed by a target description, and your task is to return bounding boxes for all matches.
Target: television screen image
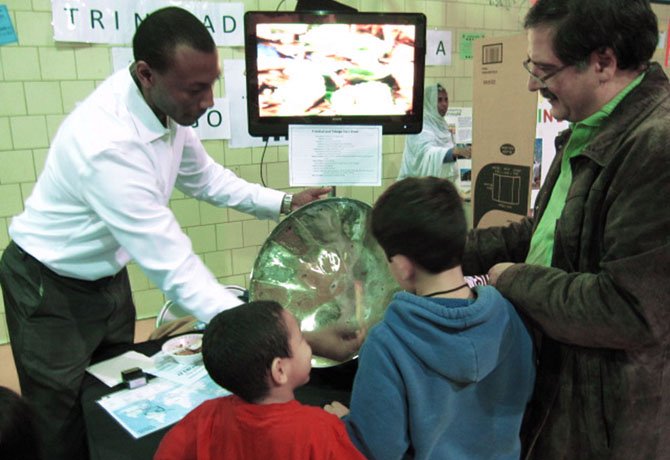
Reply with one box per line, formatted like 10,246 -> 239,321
244,12 -> 427,138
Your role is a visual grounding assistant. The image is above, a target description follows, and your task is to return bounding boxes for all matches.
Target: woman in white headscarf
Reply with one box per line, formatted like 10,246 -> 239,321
397,84 -> 470,183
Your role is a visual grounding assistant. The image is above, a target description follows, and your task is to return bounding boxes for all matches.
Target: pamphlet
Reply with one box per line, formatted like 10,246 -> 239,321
97,374 -> 230,439
150,351 -> 208,386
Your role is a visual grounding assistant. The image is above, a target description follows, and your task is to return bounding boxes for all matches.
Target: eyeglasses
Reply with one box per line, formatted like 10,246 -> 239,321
522,58 -> 570,88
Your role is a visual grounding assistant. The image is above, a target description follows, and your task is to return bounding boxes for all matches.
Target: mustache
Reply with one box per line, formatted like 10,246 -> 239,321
540,89 -> 556,99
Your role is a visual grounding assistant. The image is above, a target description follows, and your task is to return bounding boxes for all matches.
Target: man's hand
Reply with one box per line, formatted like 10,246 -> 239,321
324,401 -> 350,418
487,262 -> 515,286
291,187 -> 333,211
304,323 -> 367,362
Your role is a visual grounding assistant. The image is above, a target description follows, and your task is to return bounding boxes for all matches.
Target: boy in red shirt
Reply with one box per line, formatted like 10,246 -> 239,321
154,300 -> 364,460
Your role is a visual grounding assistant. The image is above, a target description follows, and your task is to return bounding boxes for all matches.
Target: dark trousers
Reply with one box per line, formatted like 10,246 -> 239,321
0,241 -> 136,460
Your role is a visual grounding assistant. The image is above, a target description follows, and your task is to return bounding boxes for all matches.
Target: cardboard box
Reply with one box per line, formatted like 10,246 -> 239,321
471,34 -> 537,228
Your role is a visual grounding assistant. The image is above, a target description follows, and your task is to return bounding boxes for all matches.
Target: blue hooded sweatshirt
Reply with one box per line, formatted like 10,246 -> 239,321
344,285 -> 535,460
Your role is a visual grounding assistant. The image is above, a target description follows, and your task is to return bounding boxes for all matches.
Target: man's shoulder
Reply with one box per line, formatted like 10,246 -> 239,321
66,69 -> 135,128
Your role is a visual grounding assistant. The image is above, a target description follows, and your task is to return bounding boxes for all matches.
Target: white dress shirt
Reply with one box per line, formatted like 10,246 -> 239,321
10,67 -> 284,322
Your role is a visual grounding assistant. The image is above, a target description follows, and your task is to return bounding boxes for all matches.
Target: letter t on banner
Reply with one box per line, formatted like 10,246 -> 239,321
427,30 -> 452,66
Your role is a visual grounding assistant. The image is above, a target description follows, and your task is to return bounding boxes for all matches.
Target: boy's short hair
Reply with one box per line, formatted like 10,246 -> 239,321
371,177 -> 466,273
203,301 -> 292,403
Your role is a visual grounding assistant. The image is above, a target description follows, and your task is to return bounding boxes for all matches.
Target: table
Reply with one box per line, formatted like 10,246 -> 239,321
81,336 -> 357,460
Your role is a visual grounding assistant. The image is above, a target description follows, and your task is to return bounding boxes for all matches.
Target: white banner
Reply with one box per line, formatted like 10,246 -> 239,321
51,0 -> 244,46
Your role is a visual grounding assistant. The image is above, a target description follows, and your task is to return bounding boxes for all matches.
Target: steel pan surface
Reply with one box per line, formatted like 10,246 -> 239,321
249,197 -> 399,367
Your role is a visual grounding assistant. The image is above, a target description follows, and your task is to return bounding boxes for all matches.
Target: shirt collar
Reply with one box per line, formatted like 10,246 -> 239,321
571,70 -> 646,130
122,67 -> 171,143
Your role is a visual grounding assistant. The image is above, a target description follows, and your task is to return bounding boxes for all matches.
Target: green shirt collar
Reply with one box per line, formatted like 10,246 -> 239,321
571,70 -> 646,129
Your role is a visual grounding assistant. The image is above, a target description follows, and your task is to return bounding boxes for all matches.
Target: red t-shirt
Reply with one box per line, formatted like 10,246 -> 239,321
154,395 -> 365,460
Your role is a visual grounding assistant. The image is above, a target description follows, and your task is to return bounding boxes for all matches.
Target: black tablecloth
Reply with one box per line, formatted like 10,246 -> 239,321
82,336 -> 356,460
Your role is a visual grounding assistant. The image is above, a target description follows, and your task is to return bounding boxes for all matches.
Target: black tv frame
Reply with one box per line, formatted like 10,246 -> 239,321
244,11 -> 427,139
295,0 -> 357,12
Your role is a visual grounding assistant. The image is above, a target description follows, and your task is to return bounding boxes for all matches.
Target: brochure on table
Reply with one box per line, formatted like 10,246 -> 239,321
92,350 -> 229,438
97,374 -> 230,439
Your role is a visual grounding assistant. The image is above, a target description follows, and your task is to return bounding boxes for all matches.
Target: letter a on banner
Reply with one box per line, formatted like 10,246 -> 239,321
427,30 -> 452,66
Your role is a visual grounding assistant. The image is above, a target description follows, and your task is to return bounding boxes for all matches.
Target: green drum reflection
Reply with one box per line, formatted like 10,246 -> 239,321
249,198 -> 400,367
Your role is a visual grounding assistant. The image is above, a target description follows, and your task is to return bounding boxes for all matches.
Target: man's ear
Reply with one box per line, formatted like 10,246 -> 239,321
592,47 -> 617,82
270,357 -> 288,385
133,61 -> 155,88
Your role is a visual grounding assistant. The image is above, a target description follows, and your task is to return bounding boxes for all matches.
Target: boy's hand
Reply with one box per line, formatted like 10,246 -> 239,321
324,401 -> 350,418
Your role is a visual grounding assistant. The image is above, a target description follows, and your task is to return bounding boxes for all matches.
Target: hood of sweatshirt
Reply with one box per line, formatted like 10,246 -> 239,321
382,285 -> 516,384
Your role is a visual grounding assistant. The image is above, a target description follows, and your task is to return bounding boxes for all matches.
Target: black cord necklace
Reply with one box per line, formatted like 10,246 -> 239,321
422,283 -> 469,298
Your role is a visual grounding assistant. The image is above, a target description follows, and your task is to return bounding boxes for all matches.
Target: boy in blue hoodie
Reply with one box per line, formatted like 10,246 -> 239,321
325,176 -> 536,459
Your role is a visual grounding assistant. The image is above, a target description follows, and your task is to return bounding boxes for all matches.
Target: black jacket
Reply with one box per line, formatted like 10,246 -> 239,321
463,63 -> 670,460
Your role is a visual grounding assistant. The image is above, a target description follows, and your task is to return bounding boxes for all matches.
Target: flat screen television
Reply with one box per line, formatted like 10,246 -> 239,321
244,11 -> 427,138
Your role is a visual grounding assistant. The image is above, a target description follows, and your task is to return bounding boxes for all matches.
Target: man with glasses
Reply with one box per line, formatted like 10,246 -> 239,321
463,0 -> 670,459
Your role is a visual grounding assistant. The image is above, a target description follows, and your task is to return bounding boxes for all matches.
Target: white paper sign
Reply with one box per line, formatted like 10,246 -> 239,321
445,107 -> 472,144
111,47 -> 134,72
86,351 -> 156,387
426,30 -> 452,66
223,59 -> 288,149
52,0 -> 244,46
288,125 -> 382,186
192,98 -> 231,139
532,94 -> 569,207
535,95 -> 569,184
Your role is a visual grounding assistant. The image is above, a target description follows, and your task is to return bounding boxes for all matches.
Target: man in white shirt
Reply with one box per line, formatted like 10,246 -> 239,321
0,7 -> 328,460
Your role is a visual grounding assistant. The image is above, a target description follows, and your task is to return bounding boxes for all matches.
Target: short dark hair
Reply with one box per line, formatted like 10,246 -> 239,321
202,301 -> 292,403
0,386 -> 42,460
371,177 -> 466,273
132,7 -> 216,73
524,0 -> 658,70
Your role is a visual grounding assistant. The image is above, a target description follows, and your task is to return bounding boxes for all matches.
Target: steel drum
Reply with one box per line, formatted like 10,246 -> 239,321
249,197 -> 400,367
